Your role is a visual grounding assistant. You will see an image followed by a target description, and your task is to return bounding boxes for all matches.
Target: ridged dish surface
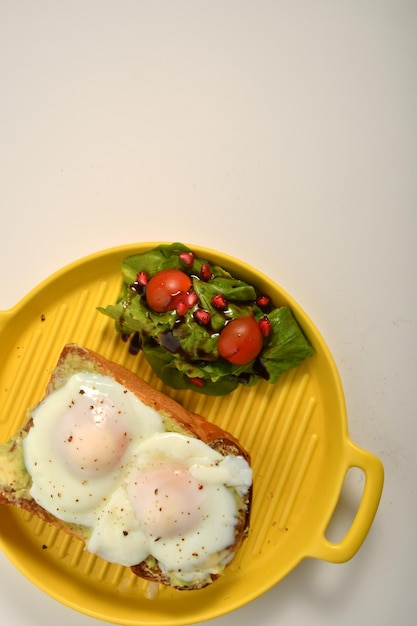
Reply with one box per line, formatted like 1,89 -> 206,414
0,243 -> 376,625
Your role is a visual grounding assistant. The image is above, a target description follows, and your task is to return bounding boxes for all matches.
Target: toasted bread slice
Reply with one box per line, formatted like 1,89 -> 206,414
0,344 -> 252,590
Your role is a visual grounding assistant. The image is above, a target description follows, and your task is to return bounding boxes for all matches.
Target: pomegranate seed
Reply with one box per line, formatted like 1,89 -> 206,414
136,271 -> 149,286
256,295 -> 271,308
189,377 -> 205,388
200,262 -> 212,281
194,308 -> 211,325
176,292 -> 198,316
211,293 -> 227,310
176,300 -> 188,316
185,291 -> 198,308
258,316 -> 271,337
179,251 -> 195,266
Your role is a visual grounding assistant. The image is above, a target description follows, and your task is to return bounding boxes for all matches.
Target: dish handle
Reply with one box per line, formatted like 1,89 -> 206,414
309,439 -> 384,563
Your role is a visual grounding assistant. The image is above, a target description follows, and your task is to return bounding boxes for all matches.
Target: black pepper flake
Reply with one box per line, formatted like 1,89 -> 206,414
123,530 -> 129,536
42,544 -> 48,550
40,314 -> 46,322
79,389 -> 85,395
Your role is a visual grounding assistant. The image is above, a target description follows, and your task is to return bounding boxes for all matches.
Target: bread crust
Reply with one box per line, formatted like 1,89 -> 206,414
0,343 -> 252,590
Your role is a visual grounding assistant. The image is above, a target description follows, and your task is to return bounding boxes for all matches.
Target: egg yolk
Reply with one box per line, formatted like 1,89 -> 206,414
58,393 -> 129,477
127,464 -> 206,539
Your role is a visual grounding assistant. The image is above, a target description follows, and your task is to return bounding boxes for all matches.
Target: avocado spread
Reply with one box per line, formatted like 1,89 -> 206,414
0,434 -> 32,499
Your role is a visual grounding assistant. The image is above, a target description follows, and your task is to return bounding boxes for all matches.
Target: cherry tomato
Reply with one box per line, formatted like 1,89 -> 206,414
218,314 -> 263,365
146,269 -> 192,313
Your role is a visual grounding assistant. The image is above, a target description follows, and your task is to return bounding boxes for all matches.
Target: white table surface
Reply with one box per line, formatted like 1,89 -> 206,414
0,2 -> 415,625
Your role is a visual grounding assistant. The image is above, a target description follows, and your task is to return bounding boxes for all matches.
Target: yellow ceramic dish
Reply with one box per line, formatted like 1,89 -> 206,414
0,243 -> 384,625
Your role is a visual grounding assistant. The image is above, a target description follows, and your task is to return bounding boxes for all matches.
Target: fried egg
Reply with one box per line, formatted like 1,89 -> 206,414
22,372 -> 252,578
23,372 -> 165,526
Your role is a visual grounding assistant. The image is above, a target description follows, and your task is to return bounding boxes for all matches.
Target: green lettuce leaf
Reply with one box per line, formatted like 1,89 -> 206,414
142,341 -> 239,396
261,307 -> 315,383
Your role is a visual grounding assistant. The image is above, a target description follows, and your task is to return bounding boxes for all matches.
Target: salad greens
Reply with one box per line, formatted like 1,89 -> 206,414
98,243 -> 314,396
